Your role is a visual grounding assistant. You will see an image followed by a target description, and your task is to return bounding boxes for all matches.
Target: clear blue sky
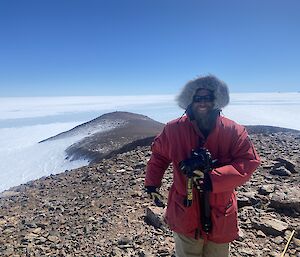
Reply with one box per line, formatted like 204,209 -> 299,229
0,0 -> 299,96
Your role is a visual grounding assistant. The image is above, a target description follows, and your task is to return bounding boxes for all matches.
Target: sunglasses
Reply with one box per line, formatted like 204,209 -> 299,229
193,95 -> 214,103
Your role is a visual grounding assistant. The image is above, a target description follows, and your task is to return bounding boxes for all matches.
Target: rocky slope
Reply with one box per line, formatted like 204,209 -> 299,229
0,125 -> 299,256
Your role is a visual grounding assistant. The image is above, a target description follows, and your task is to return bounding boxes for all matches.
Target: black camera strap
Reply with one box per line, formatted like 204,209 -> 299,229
197,138 -> 212,234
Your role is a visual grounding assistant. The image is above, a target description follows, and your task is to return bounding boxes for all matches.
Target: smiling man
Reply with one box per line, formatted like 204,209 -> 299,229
191,88 -> 218,139
145,75 -> 260,257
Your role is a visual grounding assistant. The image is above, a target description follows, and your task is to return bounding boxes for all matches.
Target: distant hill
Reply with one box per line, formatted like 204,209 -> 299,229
40,111 -> 164,164
245,125 -> 300,134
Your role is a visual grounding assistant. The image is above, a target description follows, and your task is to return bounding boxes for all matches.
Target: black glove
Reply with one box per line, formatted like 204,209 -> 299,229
145,186 -> 165,208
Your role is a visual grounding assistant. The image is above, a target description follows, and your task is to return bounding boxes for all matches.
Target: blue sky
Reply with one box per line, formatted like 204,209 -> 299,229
0,0 -> 299,96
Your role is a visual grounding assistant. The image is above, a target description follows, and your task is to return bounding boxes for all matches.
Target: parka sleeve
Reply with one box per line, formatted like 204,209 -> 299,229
210,126 -> 260,193
144,126 -> 172,187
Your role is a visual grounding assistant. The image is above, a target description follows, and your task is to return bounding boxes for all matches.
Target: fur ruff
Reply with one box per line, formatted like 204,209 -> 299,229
176,75 -> 230,110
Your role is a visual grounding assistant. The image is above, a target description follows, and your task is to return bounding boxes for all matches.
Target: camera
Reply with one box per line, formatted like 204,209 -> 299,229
179,148 -> 213,233
179,148 -> 213,176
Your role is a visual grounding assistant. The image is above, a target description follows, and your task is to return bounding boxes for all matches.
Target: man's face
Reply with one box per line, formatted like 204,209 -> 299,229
191,89 -> 214,119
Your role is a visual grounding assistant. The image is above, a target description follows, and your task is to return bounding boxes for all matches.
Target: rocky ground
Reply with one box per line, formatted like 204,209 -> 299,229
0,127 -> 300,256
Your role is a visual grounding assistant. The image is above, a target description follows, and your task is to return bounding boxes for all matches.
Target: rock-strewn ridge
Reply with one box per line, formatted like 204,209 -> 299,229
0,126 -> 300,256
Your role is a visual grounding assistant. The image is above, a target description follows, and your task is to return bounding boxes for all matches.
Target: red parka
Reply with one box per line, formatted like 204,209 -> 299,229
145,114 -> 260,243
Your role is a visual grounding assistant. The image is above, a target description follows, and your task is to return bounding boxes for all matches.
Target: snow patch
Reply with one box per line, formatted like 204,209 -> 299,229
0,121 -> 119,192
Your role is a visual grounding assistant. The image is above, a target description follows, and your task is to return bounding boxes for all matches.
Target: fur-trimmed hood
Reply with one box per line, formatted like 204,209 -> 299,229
176,75 -> 230,110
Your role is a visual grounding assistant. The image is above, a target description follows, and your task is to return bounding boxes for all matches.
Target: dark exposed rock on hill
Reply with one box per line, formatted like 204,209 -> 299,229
1,116 -> 300,256
41,112 -> 164,164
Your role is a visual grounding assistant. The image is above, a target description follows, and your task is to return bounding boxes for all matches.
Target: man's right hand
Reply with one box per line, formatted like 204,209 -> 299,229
145,186 -> 165,208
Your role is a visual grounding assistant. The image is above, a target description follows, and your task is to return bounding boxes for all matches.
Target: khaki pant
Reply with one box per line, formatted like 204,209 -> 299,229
174,232 -> 230,257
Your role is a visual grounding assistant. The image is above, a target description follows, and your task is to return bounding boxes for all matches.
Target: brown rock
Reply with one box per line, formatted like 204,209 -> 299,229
269,187 -> 300,214
270,166 -> 292,176
275,157 -> 298,173
145,207 -> 165,229
47,235 -> 60,244
252,216 -> 288,236
258,185 -> 275,195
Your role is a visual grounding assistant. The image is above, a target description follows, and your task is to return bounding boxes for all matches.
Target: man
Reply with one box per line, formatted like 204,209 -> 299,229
144,75 -> 260,257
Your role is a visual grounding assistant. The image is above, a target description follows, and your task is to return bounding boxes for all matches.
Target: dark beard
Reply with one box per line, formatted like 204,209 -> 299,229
194,109 -> 219,133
